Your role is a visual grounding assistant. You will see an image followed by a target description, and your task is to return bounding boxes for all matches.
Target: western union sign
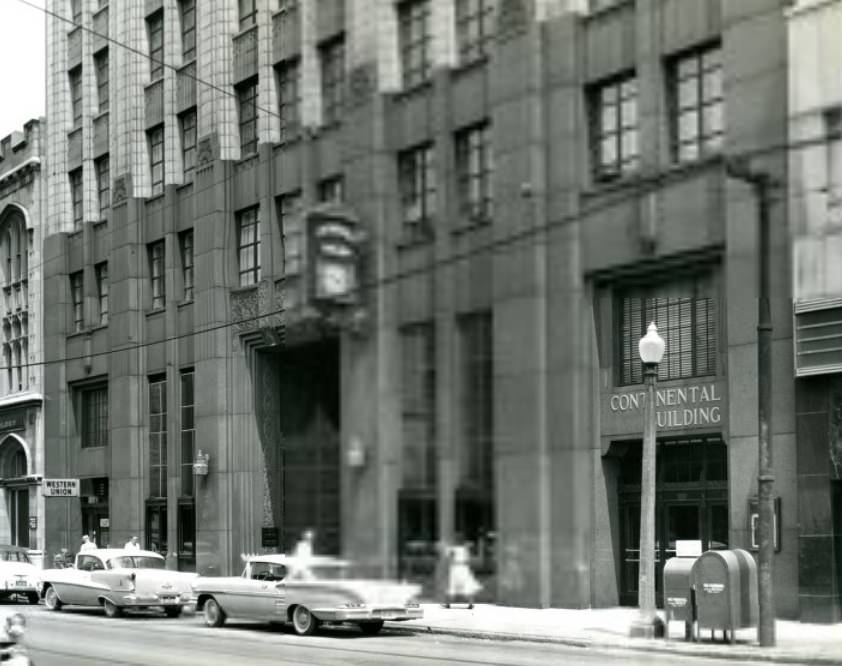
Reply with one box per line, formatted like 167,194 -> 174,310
43,479 -> 80,497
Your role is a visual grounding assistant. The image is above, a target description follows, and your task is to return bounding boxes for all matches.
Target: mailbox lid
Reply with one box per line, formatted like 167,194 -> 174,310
732,548 -> 759,628
692,550 -> 742,629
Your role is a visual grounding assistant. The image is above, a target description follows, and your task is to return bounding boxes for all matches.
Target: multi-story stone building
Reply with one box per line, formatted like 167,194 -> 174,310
42,0 -> 810,618
0,119 -> 46,563
788,0 -> 842,623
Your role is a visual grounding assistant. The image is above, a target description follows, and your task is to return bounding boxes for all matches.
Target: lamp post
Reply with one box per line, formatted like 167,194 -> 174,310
630,322 -> 666,639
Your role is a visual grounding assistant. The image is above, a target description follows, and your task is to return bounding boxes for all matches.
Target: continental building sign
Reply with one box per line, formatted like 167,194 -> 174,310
606,381 -> 724,431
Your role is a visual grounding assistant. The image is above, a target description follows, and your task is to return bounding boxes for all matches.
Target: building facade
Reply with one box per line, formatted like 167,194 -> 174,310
788,0 -> 842,623
0,119 -> 46,564
42,0 -> 808,617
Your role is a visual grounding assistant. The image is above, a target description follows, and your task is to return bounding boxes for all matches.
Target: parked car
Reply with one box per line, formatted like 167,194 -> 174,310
193,554 -> 423,636
40,549 -> 197,618
0,546 -> 40,605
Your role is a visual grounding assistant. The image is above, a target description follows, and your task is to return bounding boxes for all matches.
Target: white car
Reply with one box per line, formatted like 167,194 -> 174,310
0,546 -> 40,605
193,554 -> 422,636
40,549 -> 197,618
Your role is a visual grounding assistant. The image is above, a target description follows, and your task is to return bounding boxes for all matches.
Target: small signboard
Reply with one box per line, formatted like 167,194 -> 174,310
99,518 -> 110,528
43,479 -> 80,497
676,540 -> 703,557
28,516 -> 36,530
749,497 -> 781,552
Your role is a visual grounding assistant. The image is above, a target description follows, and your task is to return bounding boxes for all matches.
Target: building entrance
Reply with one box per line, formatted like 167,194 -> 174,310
618,435 -> 728,606
277,338 -> 341,556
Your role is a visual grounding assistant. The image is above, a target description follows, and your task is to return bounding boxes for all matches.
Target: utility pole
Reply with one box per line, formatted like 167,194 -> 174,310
726,157 -> 776,647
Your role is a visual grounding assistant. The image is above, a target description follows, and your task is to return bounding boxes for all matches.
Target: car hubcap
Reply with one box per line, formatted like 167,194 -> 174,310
206,602 -> 218,625
294,607 -> 311,632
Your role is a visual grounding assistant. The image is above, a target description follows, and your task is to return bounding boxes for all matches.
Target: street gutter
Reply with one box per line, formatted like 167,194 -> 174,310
383,622 -> 841,665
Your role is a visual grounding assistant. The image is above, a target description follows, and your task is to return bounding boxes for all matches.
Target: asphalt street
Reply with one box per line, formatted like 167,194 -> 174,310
13,605 -> 808,666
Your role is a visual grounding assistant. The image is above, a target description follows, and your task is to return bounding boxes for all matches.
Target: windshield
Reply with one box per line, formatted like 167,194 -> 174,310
0,550 -> 30,564
107,556 -> 165,570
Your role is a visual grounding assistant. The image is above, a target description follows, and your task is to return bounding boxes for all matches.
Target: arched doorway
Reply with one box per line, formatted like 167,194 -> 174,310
0,436 -> 30,547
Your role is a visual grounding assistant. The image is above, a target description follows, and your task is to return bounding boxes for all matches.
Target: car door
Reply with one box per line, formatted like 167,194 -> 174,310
77,555 -> 109,605
251,563 -> 287,621
58,555 -> 95,605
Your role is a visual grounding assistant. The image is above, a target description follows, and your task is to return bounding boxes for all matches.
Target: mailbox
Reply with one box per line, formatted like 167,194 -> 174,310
732,548 -> 758,628
691,550 -> 743,643
663,556 -> 697,640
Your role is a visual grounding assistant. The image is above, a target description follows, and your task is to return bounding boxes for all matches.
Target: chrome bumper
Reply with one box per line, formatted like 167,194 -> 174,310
315,607 -> 424,622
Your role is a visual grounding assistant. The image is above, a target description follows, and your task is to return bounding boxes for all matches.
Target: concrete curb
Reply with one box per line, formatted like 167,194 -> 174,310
384,622 -> 841,665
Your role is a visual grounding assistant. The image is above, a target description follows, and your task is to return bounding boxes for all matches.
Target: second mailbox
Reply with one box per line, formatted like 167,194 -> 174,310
691,550 -> 742,643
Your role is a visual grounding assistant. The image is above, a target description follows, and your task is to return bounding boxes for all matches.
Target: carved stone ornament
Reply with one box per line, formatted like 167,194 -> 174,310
230,287 -> 259,332
497,0 -> 530,41
112,175 -> 128,205
347,63 -> 376,109
197,136 -> 215,167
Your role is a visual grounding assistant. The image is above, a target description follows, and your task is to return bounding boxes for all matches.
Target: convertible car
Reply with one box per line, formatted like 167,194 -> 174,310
40,549 -> 197,618
0,546 -> 40,605
193,554 -> 423,636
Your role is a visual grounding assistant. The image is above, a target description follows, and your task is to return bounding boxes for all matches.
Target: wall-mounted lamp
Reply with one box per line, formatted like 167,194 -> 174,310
193,450 -> 210,476
347,437 -> 366,469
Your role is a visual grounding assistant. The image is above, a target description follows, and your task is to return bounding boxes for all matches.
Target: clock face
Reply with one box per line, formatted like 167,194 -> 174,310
319,262 -> 353,297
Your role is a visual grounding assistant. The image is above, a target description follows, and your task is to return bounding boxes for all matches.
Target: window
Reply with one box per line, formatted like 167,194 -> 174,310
455,0 -> 495,64
179,0 -> 196,62
145,501 -> 167,555
399,0 -> 432,89
237,79 -> 259,155
320,37 -> 345,126
148,375 -> 167,498
401,323 -> 436,489
148,241 -> 165,309
237,207 -> 261,287
69,66 -> 83,127
71,0 -> 82,24
277,191 -> 302,274
276,58 -> 301,143
177,501 -> 195,564
95,155 -> 110,219
180,370 -> 195,497
180,108 -> 197,181
827,109 -> 842,223
147,11 -> 164,81
94,49 -> 109,113
670,45 -> 723,162
96,262 -> 108,325
80,384 -> 108,448
70,271 -> 84,332
70,168 -> 83,229
318,175 -> 344,204
148,125 -> 164,196
617,271 -> 718,386
455,123 -> 493,222
399,143 -> 436,227
238,0 -> 257,31
458,313 -> 493,490
590,74 -> 639,182
180,230 -> 194,302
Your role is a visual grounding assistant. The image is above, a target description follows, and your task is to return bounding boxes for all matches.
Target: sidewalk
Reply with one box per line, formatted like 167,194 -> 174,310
385,604 -> 842,664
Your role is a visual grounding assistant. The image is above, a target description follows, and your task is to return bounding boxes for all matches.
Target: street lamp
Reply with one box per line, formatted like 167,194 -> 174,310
630,322 -> 666,639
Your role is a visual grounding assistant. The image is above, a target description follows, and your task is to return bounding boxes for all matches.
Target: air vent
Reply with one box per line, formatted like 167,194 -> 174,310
794,299 -> 842,376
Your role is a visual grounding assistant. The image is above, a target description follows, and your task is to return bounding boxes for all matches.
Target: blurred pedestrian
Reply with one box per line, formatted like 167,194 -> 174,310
291,529 -> 315,580
124,536 -> 141,551
444,539 -> 481,609
80,535 -> 97,552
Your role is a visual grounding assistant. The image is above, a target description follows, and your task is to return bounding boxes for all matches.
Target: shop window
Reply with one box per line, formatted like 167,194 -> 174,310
616,271 -> 718,386
177,500 -> 195,569
145,500 -> 167,555
180,369 -> 194,497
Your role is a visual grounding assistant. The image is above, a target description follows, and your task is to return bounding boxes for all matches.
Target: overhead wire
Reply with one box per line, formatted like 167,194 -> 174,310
5,0 -> 840,373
